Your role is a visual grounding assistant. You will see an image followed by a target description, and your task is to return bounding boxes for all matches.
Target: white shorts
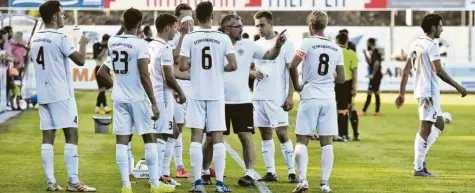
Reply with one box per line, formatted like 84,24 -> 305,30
186,98 -> 226,132
39,98 -> 78,130
253,100 -> 289,128
174,81 -> 190,124
295,99 -> 338,136
156,99 -> 174,135
113,100 -> 155,136
417,95 -> 442,123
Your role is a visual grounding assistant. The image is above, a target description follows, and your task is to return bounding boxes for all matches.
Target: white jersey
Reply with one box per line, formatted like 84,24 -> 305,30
106,35 -> 150,103
30,29 -> 76,104
253,36 -> 295,101
297,36 -> 343,100
408,36 -> 441,98
224,39 -> 266,104
179,29 -> 234,100
168,32 -> 190,92
149,38 -> 174,103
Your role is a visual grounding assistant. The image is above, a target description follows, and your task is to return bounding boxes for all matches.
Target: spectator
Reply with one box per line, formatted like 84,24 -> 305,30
360,38 -> 383,116
3,26 -> 13,40
93,34 -> 112,114
242,32 -> 249,39
339,29 -> 356,52
143,25 -> 153,42
10,32 -> 28,66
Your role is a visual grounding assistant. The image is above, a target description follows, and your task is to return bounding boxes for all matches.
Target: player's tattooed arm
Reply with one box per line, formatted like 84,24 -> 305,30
163,66 -> 186,103
178,56 -> 190,71
432,60 -> 467,97
224,53 -> 238,72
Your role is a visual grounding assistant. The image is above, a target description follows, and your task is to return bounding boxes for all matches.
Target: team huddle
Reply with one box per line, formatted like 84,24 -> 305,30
29,0 -> 467,193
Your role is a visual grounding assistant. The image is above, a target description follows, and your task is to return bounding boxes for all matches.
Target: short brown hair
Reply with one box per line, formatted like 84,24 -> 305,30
307,11 -> 328,31
254,11 -> 273,22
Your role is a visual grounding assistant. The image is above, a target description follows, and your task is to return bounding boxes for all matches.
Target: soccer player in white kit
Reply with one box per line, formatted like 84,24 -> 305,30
97,8 -> 162,193
288,11 -> 346,193
200,14 -> 287,186
395,13 -> 467,177
166,3 -> 193,178
31,1 -> 96,191
252,11 -> 299,183
149,13 -> 187,189
178,2 -> 237,192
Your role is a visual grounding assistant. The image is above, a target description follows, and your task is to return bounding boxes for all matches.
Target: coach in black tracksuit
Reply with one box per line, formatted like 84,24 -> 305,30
361,38 -> 382,116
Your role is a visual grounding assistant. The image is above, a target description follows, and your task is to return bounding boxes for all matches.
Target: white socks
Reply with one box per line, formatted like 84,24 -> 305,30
213,143 -> 226,182
294,143 -> 308,181
144,143 -> 159,188
321,145 -> 334,185
127,142 -> 134,175
414,133 -> 428,171
64,144 -> 79,184
116,144 -> 131,188
157,139 -> 166,177
190,142 -> 203,182
246,169 -> 255,178
174,134 -> 184,170
162,138 -> 175,176
41,144 -> 56,183
280,140 -> 295,174
262,140 -> 276,174
426,126 -> 441,155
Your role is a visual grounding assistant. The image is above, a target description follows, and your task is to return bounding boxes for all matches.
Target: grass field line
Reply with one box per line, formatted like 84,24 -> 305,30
223,141 -> 272,193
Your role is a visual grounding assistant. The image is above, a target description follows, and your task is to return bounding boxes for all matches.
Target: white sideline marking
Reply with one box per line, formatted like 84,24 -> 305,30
224,141 -> 272,193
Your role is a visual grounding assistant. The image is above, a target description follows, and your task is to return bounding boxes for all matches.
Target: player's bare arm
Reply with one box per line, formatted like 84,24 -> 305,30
351,67 -> 358,96
282,69 -> 295,111
289,52 -> 304,92
262,30 -> 287,60
395,57 -> 413,108
173,21 -> 193,61
335,65 -> 346,84
432,60 -> 467,97
370,60 -> 380,79
162,65 -> 186,104
173,63 -> 190,80
224,53 -> 238,72
97,64 -> 113,88
178,56 -> 190,71
68,34 -> 88,66
138,58 -> 160,120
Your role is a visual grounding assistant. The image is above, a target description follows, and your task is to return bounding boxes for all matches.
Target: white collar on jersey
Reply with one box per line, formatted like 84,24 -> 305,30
154,37 -> 168,44
419,36 -> 434,41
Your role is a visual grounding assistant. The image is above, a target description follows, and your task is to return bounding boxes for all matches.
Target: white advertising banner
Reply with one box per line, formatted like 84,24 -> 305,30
72,60 -> 99,90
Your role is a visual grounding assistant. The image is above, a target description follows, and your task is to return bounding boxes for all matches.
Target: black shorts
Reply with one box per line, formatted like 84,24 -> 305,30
368,76 -> 382,92
224,103 -> 254,135
335,82 -> 350,110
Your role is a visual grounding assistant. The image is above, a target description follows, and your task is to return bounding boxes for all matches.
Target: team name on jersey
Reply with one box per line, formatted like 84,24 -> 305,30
32,38 -> 51,43
311,44 -> 339,51
110,42 -> 133,49
194,38 -> 220,45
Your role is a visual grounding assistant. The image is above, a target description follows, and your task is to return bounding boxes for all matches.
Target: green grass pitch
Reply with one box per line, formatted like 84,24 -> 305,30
0,91 -> 474,193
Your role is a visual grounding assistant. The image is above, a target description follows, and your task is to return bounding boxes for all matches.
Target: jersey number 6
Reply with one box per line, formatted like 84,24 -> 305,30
318,53 -> 329,75
202,46 -> 212,70
112,50 -> 129,74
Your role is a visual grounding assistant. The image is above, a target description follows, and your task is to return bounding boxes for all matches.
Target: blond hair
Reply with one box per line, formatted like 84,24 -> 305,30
307,11 -> 328,31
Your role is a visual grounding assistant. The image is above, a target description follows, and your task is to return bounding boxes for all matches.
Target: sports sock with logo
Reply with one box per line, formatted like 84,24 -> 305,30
116,144 -> 131,188
295,143 -> 308,181
41,144 -> 56,183
190,142 -> 203,182
174,133 -> 184,170
213,143 -> 226,182
144,143 -> 159,188
162,138 -> 175,176
64,143 -> 79,184
414,133 -> 427,171
321,145 -> 334,185
157,139 -> 166,177
262,139 -> 276,174
280,140 -> 295,174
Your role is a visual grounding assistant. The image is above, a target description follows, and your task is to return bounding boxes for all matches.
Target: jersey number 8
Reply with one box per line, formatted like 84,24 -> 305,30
202,46 -> 212,70
318,53 -> 329,75
112,50 -> 129,74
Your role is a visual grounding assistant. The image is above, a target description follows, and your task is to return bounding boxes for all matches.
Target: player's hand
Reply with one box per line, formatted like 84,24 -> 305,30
180,20 -> 194,34
275,29 -> 287,48
151,103 -> 160,121
255,71 -> 265,80
281,96 -> 294,112
174,92 -> 186,104
78,34 -> 89,45
457,86 -> 467,97
395,94 -> 405,109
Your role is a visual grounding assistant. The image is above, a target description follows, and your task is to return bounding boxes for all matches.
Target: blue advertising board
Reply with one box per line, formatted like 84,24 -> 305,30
9,0 -> 104,9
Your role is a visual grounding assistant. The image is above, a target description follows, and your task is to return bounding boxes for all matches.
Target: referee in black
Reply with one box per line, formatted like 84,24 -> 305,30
360,38 -> 382,116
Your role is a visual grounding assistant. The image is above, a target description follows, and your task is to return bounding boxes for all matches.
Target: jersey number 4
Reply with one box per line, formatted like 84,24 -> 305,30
112,51 -> 129,74
36,46 -> 45,70
202,46 -> 212,70
318,53 -> 329,75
